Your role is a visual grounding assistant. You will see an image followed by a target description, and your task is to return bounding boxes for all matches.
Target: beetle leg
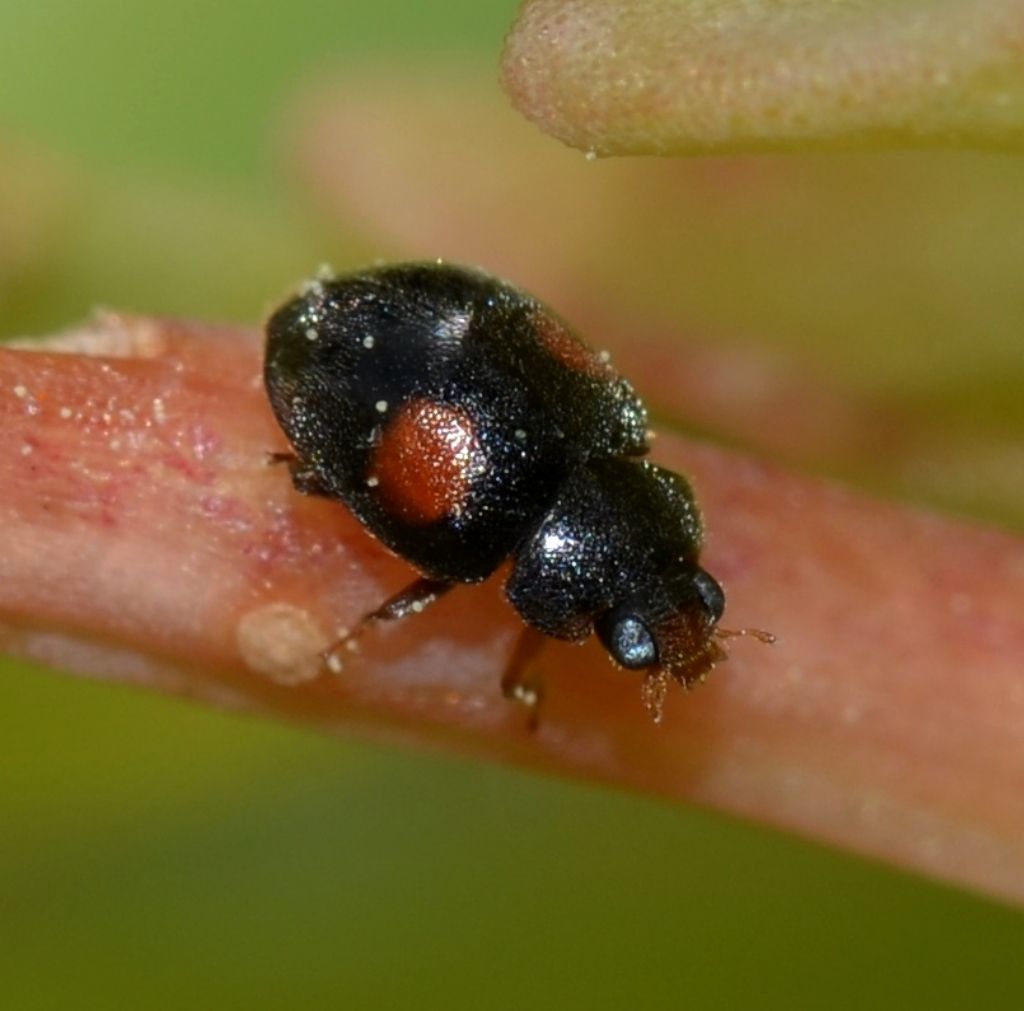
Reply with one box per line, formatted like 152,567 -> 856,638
322,578 -> 455,671
265,450 -> 330,497
501,626 -> 546,731
265,450 -> 297,466
356,577 -> 455,624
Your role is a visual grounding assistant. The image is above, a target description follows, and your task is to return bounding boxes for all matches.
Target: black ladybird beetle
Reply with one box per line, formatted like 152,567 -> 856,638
264,262 -> 769,722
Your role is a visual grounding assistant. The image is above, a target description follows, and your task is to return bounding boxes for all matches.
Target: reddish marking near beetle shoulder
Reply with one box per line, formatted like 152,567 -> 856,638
531,311 -> 611,379
369,399 -> 483,524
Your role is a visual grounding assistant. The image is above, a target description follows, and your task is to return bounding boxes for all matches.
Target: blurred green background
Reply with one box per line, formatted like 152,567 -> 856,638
1,2 -> 1022,1008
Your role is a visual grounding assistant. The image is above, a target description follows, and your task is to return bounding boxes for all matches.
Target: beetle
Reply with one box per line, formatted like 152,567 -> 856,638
263,262 -> 769,722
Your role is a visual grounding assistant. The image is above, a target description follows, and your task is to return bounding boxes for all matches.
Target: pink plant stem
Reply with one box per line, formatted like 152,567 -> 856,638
2,316 -> 1023,904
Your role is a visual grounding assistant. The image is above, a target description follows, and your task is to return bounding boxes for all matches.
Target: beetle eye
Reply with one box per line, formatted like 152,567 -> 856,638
692,568 -> 725,624
596,611 -> 658,669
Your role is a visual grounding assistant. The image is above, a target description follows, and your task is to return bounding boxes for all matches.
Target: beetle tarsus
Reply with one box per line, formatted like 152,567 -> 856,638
501,626 -> 546,731
321,577 -> 455,670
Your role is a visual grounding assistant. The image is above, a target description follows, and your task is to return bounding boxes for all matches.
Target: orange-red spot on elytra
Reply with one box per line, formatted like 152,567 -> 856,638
370,399 -> 483,524
533,311 -> 610,379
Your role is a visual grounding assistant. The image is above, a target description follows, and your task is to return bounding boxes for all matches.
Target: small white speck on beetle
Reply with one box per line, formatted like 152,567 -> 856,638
325,652 -> 345,675
152,398 -> 168,425
411,600 -> 425,613
584,149 -> 597,162
375,400 -> 388,413
597,350 -> 611,364
59,407 -> 73,420
366,475 -> 379,488
362,335 -> 375,349
514,429 -> 527,442
13,384 -> 27,399
305,327 -> 319,341
20,443 -> 33,456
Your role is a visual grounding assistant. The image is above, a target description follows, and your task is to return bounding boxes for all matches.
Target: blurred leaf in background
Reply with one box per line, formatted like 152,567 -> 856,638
1,2 -> 1023,1009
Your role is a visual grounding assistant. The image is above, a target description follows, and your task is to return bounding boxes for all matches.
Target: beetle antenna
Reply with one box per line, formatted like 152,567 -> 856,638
714,626 -> 776,645
641,668 -> 670,724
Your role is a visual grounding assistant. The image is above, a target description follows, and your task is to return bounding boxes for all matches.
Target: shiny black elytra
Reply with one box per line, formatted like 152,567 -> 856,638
264,262 -> 760,722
